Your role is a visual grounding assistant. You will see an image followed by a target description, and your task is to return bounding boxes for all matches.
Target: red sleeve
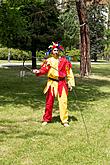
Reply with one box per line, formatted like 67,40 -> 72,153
67,60 -> 72,69
36,62 -> 50,76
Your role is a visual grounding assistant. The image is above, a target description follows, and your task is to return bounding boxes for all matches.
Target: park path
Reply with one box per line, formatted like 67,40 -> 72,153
0,62 -> 33,68
0,61 -> 110,68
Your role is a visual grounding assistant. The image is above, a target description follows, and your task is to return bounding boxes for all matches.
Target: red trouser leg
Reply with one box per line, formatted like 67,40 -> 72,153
43,87 -> 55,122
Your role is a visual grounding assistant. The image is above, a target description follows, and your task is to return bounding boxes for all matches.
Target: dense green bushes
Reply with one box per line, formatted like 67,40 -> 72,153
0,48 -> 31,60
104,45 -> 110,61
0,48 -> 46,60
66,48 -> 80,61
0,48 -> 8,60
0,47 -> 81,61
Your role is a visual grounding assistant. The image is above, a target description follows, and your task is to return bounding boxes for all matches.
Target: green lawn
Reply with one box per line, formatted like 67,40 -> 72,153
0,64 -> 110,165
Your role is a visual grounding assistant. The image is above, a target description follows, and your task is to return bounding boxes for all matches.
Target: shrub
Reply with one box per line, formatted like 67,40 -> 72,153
36,50 -> 45,60
104,45 -> 110,61
66,48 -> 80,61
0,48 -> 8,60
0,48 -> 31,60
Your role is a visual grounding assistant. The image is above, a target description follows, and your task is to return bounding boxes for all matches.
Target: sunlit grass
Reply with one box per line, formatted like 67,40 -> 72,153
0,64 -> 110,165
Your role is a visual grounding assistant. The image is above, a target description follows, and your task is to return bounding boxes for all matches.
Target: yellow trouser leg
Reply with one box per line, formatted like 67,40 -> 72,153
58,88 -> 68,124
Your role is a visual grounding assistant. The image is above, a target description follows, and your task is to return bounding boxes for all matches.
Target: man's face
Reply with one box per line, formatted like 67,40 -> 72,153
52,48 -> 59,55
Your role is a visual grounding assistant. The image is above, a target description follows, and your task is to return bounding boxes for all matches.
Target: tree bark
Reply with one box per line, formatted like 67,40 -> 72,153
31,39 -> 36,69
76,0 -> 91,77
32,49 -> 36,69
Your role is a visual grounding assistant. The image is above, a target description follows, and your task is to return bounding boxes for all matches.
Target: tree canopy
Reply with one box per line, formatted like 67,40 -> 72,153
0,0 -> 63,51
87,3 -> 107,61
0,0 -> 64,67
59,1 -> 80,50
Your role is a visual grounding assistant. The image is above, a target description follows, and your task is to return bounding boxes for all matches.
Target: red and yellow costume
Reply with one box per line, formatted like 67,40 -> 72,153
35,55 -> 75,124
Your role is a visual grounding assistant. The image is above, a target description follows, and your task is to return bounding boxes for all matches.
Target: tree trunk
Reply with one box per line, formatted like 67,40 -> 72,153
31,39 -> 36,69
76,0 -> 91,77
32,49 -> 36,69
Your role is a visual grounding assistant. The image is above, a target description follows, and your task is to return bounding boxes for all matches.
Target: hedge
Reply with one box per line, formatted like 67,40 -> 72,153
0,48 -> 46,60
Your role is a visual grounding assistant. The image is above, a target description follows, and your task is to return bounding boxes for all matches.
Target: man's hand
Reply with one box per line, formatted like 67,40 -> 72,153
33,69 -> 40,74
68,84 -> 73,91
69,86 -> 72,91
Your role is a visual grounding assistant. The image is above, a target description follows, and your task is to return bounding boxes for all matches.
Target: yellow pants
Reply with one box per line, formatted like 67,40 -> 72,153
58,88 -> 68,123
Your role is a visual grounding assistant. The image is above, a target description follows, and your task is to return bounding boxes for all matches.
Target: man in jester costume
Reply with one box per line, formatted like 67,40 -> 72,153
33,42 -> 75,127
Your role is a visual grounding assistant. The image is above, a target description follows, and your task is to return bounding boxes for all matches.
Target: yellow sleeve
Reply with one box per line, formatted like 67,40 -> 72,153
66,68 -> 75,87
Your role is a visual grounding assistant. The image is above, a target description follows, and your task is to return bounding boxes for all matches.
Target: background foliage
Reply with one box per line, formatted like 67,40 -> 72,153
0,0 -> 63,51
87,4 -> 108,61
0,0 -> 109,62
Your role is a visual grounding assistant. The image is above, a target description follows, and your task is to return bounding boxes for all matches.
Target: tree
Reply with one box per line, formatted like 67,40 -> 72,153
0,0 -> 63,68
76,0 -> 91,77
87,3 -> 106,61
59,1 -> 79,50
104,0 -> 110,60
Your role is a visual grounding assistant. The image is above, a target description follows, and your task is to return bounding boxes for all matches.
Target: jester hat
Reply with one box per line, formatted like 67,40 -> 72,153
45,42 -> 64,56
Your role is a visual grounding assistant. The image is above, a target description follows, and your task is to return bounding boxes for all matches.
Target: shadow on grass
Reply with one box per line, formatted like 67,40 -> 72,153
0,68 -> 46,111
0,118 -> 57,140
0,65 -> 110,142
0,116 -> 78,141
68,76 -> 110,112
0,66 -> 110,141
0,117 -> 77,140
52,115 -> 78,123
16,130 -> 57,139
0,128 -> 57,140
91,64 -> 110,78
0,67 -> 110,112
0,122 -> 21,142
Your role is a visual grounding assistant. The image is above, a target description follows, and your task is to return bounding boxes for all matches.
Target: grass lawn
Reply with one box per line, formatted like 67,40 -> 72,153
0,64 -> 110,165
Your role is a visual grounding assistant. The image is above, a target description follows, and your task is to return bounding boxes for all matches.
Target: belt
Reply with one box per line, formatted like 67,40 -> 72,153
48,77 -> 65,82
